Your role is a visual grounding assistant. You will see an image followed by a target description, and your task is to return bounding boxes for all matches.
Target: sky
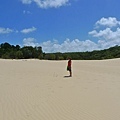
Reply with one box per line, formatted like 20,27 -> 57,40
0,0 -> 120,53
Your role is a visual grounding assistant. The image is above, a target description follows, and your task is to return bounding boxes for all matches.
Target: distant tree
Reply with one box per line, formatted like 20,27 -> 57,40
21,46 -> 33,59
0,42 -> 11,54
36,46 -> 43,59
15,51 -> 23,59
44,54 -> 55,60
2,53 -> 10,59
15,45 -> 20,51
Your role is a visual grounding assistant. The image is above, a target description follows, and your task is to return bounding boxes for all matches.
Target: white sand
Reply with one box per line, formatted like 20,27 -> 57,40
0,58 -> 120,120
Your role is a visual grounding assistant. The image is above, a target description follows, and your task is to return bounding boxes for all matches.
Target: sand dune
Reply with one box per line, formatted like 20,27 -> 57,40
0,58 -> 120,120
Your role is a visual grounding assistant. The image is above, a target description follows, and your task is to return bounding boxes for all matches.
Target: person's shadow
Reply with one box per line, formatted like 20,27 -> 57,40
64,75 -> 71,78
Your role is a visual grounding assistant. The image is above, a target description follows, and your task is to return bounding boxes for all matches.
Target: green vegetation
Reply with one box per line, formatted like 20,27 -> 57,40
44,45 -> 120,60
0,42 -> 43,59
0,42 -> 120,60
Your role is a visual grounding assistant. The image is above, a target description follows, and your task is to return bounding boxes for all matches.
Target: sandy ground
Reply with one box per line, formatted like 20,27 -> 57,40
0,58 -> 120,120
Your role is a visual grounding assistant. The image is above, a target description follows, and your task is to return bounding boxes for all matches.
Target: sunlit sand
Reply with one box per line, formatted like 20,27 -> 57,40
0,58 -> 120,120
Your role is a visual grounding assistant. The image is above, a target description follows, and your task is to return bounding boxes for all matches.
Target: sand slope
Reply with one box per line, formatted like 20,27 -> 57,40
0,59 -> 120,120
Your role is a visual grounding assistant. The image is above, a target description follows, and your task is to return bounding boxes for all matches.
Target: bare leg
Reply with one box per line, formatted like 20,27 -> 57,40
70,71 -> 72,77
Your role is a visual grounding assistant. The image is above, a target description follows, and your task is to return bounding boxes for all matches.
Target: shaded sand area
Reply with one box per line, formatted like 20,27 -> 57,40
0,59 -> 120,120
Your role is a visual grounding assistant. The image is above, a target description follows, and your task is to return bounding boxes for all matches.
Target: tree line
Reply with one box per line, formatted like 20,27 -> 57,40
0,42 -> 43,59
0,42 -> 120,60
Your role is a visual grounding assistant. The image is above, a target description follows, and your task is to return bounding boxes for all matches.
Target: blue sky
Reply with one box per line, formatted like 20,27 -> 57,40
0,0 -> 120,53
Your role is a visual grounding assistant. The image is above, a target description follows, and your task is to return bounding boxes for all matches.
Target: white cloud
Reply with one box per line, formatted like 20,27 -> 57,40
23,10 -> 32,14
40,39 -> 102,53
98,38 -> 120,50
21,0 -> 32,4
22,36 -> 120,53
0,27 -> 13,34
23,37 -> 38,47
88,17 -> 120,50
89,28 -> 112,39
95,17 -> 120,28
89,27 -> 120,41
21,0 -> 69,8
21,27 -> 37,34
23,38 -> 98,53
40,37 -> 120,53
22,17 -> 120,53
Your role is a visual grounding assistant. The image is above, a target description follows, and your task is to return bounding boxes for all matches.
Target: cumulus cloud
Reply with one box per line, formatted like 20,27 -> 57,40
23,17 -> 120,53
40,39 -> 98,53
89,28 -> 112,39
23,37 -> 38,47
21,0 -> 69,8
89,28 -> 120,40
21,27 -> 37,34
89,17 -> 120,50
23,38 -> 99,53
89,27 -> 120,50
41,37 -> 120,53
95,17 -> 120,28
22,36 -> 120,53
0,27 -> 13,34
